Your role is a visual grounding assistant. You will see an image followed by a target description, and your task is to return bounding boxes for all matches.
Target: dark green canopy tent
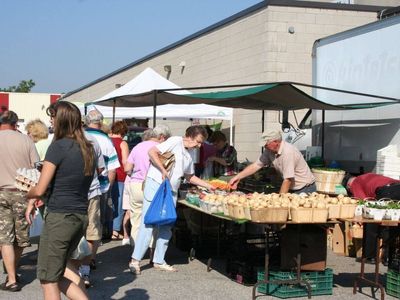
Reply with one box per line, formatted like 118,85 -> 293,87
91,82 -> 397,112
89,81 -> 398,160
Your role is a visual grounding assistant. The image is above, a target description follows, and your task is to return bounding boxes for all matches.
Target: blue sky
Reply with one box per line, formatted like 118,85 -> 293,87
0,0 -> 261,93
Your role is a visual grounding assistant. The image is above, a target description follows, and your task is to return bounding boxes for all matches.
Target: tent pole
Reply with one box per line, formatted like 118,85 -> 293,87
321,110 -> 325,161
112,100 -> 116,124
229,114 -> 233,146
261,110 -> 265,132
153,90 -> 157,127
261,110 -> 265,153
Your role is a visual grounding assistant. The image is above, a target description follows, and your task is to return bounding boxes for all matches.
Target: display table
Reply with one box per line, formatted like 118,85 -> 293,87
178,199 -> 337,299
341,217 -> 400,300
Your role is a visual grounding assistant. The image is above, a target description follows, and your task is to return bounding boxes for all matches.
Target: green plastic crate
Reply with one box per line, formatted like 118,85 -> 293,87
257,268 -> 333,299
386,269 -> 400,299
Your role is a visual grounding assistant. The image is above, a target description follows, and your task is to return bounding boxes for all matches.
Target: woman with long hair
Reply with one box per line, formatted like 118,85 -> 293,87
27,101 -> 96,300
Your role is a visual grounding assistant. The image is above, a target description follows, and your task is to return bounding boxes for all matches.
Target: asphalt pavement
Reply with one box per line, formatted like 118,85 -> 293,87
0,240 -> 398,300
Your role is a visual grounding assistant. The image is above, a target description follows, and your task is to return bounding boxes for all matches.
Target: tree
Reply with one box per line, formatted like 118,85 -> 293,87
0,79 -> 36,93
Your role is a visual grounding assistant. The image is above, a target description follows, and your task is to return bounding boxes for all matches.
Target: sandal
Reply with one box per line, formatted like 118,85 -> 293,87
5,275 -> 21,283
111,232 -> 123,240
0,281 -> 22,292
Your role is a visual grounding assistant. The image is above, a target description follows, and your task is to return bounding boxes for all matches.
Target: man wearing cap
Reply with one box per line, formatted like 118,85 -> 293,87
82,108 -> 120,286
0,110 -> 39,291
229,129 -> 315,194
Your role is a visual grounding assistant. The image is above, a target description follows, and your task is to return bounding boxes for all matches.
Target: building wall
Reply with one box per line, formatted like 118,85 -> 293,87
3,92 -> 61,127
63,4 -> 378,161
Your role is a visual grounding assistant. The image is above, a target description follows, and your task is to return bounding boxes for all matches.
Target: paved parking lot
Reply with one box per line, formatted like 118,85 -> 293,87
0,240 -> 398,300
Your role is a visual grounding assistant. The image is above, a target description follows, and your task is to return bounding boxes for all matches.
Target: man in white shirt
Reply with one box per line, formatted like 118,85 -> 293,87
82,109 -> 120,285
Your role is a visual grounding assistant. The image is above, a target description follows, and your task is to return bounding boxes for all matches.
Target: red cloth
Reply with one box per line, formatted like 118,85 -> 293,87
350,173 -> 400,199
111,137 -> 127,182
198,142 -> 217,168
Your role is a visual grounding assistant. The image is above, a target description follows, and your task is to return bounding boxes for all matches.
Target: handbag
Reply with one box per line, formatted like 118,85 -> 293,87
159,152 -> 175,173
144,179 -> 177,226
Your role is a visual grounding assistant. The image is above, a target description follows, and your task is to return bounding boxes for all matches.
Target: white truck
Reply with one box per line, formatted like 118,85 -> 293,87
311,11 -> 400,174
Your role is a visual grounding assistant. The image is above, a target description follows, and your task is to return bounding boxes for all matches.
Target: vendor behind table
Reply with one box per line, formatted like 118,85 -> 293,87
229,129 -> 315,194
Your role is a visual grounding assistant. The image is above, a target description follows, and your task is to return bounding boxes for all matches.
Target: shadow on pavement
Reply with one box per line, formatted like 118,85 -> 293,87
17,248 -> 39,285
88,242 -> 137,299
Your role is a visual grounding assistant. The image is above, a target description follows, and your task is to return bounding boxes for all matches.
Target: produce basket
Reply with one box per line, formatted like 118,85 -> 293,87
312,208 -> 329,223
312,168 -> 345,194
186,193 -> 200,206
244,206 -> 252,220
250,207 -> 289,223
233,205 -> 246,219
198,199 -> 211,213
222,202 -> 229,216
339,204 -> 357,219
227,203 -> 235,218
327,204 -> 340,219
290,208 -> 313,223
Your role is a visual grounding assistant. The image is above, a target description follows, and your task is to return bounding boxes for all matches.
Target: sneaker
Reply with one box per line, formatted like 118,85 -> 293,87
153,263 -> 177,272
128,260 -> 141,275
82,274 -> 90,288
121,238 -> 130,246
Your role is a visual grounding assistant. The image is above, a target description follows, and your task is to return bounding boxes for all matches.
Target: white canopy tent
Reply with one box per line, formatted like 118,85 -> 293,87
82,67 -> 233,142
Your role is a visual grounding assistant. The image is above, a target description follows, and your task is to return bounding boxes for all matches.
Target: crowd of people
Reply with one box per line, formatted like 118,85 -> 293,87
2,104 -> 399,299
0,104 -> 234,299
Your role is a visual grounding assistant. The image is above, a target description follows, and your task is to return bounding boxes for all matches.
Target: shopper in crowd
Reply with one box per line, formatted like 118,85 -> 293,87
109,121 -> 129,241
124,125 -> 171,248
128,125 -> 215,274
229,129 -> 315,194
25,119 -> 51,160
345,173 -> 400,263
195,125 -> 216,178
78,132 -> 105,288
120,128 -> 154,246
83,109 -> 120,280
0,110 -> 39,292
208,131 -> 237,177
27,102 -> 96,300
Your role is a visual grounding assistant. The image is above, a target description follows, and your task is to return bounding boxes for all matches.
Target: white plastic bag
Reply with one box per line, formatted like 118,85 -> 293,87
70,236 -> 92,260
29,208 -> 43,239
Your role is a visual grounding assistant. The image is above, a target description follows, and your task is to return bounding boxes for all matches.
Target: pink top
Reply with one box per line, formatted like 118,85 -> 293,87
125,140 -> 159,183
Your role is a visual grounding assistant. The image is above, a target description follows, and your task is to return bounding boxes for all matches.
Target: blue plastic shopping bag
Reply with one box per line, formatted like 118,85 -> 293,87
144,179 -> 177,226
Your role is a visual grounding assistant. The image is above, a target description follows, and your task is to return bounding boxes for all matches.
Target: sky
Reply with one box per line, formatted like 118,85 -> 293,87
1,0 -> 261,94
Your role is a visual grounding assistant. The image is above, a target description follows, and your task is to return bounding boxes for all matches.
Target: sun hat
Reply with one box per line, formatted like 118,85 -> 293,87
259,129 -> 282,147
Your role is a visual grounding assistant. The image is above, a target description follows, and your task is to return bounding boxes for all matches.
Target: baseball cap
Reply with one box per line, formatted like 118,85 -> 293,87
259,129 -> 282,147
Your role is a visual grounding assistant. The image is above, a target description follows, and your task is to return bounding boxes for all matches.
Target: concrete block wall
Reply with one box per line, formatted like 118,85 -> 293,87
63,4 -> 378,162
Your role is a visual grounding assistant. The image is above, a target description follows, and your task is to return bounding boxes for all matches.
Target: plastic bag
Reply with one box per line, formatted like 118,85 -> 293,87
29,208 -> 43,238
70,236 -> 92,260
144,179 -> 177,226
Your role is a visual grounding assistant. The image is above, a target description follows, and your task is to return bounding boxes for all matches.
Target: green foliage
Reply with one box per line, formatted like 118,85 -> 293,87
0,79 -> 35,93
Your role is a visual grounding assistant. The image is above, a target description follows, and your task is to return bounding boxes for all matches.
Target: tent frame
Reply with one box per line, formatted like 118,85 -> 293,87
98,81 -> 399,160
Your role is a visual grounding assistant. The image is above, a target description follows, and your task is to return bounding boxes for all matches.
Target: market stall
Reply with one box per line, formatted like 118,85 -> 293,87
87,78 -> 400,299
178,185 -> 400,300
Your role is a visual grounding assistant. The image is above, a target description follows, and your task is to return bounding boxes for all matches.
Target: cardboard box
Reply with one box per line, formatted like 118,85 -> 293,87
280,225 -> 327,271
